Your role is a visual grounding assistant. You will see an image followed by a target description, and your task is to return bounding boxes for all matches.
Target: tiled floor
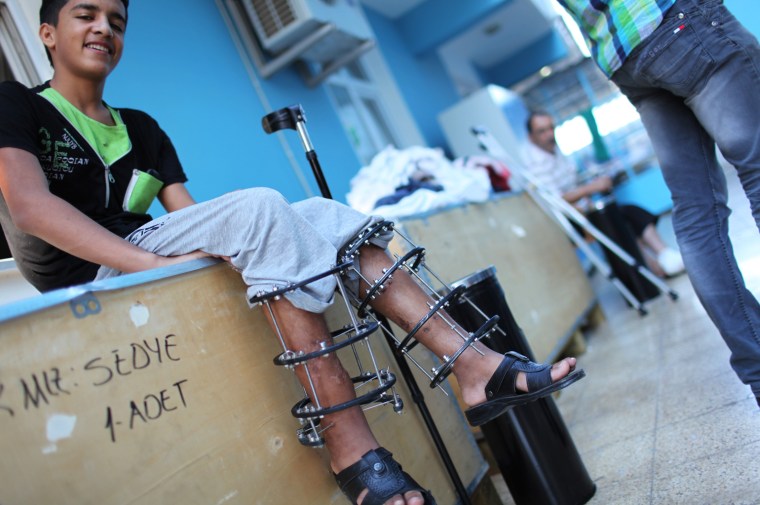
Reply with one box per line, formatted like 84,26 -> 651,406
494,164 -> 760,505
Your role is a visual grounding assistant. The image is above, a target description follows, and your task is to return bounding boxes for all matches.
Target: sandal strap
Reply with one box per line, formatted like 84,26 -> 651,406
484,352 -> 521,399
521,360 -> 553,391
485,351 -> 553,398
335,448 -> 424,505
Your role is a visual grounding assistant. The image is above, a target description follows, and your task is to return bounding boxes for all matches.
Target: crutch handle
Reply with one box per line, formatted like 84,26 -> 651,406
261,104 -> 306,134
261,104 -> 325,195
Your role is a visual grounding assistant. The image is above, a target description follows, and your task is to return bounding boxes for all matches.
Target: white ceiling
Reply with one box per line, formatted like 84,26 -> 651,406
440,0 -> 555,68
358,0 -> 560,81
437,0 -> 557,95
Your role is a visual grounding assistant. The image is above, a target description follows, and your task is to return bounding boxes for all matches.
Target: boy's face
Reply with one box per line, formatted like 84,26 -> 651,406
40,0 -> 127,80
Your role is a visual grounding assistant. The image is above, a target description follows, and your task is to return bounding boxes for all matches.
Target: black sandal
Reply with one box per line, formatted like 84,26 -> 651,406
335,447 -> 436,505
465,351 -> 585,426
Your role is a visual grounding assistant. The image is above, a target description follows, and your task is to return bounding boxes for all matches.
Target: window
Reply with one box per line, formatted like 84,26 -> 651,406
326,59 -> 399,166
592,95 -> 640,136
554,95 -> 642,156
554,115 -> 592,155
0,0 -> 49,86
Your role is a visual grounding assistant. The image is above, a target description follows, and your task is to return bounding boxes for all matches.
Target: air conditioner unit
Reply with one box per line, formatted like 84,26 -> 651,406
240,0 -> 372,62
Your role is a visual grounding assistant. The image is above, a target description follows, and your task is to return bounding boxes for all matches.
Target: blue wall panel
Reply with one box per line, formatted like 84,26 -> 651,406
100,0 -> 760,214
725,0 -> 760,39
106,0 -> 362,208
364,8 -> 459,151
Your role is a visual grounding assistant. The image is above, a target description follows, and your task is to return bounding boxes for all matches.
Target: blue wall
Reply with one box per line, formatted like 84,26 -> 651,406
725,0 -> 760,39
363,8 -> 460,151
106,0 -> 362,209
101,0 -> 760,216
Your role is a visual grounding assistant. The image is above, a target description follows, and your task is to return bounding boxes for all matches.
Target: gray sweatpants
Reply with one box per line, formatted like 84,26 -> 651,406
95,188 -> 392,313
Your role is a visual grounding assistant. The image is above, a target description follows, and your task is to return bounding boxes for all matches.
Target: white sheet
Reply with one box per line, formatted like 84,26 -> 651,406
346,145 -> 493,218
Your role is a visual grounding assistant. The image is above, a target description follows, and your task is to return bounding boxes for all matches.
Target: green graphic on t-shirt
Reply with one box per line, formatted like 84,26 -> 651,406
39,87 -> 130,165
37,126 -> 90,180
38,127 -> 52,155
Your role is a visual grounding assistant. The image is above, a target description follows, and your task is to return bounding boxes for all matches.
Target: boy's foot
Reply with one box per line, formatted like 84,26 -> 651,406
464,353 -> 584,426
335,448 -> 435,505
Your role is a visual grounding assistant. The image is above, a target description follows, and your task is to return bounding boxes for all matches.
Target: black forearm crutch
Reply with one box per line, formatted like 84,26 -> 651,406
262,104 -> 472,505
262,105 -> 333,200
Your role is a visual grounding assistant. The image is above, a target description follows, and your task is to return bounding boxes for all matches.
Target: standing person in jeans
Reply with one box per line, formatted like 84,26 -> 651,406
557,0 -> 760,407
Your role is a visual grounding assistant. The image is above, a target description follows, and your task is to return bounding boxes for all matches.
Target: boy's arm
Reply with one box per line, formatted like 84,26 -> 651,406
0,147 -> 208,273
158,182 -> 196,213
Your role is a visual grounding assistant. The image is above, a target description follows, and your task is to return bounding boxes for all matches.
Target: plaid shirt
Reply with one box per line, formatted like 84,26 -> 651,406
558,0 -> 677,76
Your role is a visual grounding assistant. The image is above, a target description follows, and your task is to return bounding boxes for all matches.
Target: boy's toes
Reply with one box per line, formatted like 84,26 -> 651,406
516,356 -> 577,393
381,490 -> 425,505
551,357 -> 576,380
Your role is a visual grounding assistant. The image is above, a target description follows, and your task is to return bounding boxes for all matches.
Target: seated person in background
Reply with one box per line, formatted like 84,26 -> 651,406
0,2 -> 584,504
523,111 -> 685,278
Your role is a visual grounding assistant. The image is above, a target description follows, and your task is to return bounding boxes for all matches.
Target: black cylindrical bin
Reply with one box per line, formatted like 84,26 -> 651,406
447,267 -> 596,505
586,195 -> 659,304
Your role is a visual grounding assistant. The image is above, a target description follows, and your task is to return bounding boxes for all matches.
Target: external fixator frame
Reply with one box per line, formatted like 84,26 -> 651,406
250,261 -> 402,448
248,220 -> 503,446
339,220 -> 500,389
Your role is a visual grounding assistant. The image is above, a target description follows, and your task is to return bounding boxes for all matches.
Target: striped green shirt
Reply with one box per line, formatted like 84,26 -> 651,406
558,0 -> 677,76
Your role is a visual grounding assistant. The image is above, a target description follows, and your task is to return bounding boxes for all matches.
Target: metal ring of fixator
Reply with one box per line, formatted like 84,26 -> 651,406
248,262 -> 352,305
273,321 -> 380,366
291,370 -> 397,419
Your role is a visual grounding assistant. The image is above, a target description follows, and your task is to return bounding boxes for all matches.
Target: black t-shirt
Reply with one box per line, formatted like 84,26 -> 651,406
0,81 -> 188,292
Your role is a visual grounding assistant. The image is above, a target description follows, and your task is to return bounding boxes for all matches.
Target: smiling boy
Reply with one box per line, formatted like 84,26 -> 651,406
0,0 -> 204,292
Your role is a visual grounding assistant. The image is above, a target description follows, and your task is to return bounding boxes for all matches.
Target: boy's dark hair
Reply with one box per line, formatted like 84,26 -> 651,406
40,0 -> 129,66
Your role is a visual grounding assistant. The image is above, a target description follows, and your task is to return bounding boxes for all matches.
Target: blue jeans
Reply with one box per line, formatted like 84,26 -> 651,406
612,0 -> 760,397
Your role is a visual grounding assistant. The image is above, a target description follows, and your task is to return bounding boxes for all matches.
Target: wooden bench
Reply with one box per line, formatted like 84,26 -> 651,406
0,260 -> 488,504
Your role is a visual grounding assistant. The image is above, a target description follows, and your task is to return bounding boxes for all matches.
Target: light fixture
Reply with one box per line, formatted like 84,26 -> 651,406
483,23 -> 501,36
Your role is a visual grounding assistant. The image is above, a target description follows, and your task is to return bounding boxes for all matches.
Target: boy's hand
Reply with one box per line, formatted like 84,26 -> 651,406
149,250 -> 215,270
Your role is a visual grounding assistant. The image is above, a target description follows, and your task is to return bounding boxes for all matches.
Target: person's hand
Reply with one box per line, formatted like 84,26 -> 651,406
591,175 -> 613,193
150,250 -> 215,270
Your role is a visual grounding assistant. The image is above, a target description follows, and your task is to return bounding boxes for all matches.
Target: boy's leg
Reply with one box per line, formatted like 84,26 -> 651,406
96,187 -> 392,313
355,245 -> 577,408
264,298 -> 426,505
